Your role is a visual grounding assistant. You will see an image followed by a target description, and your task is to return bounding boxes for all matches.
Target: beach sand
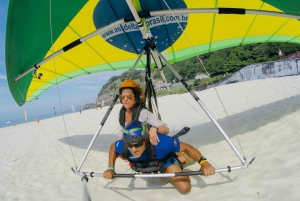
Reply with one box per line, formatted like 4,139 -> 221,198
1,75 -> 300,201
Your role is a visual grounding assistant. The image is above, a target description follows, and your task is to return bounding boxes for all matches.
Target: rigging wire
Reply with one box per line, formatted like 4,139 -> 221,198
178,94 -> 209,122
1,88 -> 72,201
162,0 -> 246,158
48,0 -> 77,168
250,88 -> 300,162
86,124 -> 120,161
84,69 -> 136,161
16,87 -> 72,167
162,1 -> 300,163
82,69 -> 138,161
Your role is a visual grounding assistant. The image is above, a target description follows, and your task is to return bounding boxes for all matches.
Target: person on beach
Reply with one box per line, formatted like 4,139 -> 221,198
103,121 -> 215,194
117,80 -> 191,164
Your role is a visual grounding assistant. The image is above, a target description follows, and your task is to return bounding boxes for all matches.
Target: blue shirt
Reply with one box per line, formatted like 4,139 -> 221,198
115,134 -> 180,161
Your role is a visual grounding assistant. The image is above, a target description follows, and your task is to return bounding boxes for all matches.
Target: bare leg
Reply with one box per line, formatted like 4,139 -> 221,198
177,155 -> 186,164
176,152 -> 194,164
165,164 -> 191,194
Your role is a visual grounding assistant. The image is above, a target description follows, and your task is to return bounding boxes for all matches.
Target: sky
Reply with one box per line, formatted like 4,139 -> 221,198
0,1 -> 124,122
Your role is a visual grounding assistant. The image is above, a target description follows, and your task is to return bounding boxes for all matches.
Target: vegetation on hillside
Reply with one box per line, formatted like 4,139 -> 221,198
98,70 -> 146,97
153,42 -> 300,82
98,42 -> 300,98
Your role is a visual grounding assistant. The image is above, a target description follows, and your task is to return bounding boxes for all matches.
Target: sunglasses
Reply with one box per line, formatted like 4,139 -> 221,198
126,140 -> 144,148
119,94 -> 133,100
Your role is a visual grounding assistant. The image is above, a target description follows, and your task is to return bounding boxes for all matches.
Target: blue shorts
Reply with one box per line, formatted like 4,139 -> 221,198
164,157 -> 180,170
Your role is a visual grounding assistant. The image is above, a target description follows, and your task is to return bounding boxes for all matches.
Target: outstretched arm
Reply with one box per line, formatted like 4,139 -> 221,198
116,125 -> 123,141
157,125 -> 169,134
140,110 -> 170,145
179,141 -> 215,177
103,142 -> 118,179
148,125 -> 170,145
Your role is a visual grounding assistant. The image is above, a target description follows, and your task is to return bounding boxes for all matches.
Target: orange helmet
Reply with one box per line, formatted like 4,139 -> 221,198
119,80 -> 145,103
119,80 -> 140,89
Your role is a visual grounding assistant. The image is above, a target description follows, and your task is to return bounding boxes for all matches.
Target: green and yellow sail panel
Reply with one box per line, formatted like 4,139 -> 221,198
5,0 -> 300,106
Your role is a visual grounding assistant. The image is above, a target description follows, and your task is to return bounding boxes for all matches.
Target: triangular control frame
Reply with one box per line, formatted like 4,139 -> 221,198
75,1 -> 250,200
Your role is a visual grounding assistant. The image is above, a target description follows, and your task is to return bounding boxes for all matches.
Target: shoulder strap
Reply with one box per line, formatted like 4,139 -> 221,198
119,106 -> 126,128
145,142 -> 155,159
120,141 -> 129,159
119,103 -> 148,128
119,103 -> 149,160
132,103 -> 147,122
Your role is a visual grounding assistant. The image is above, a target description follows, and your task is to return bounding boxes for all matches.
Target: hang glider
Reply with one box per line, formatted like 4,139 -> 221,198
5,0 -> 300,106
6,1 -> 300,200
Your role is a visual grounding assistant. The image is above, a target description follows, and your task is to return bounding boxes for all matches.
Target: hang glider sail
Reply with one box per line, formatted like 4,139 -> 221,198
5,0 -> 300,106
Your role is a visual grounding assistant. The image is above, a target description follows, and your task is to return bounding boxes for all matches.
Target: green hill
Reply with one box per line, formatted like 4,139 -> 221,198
95,42 -> 300,106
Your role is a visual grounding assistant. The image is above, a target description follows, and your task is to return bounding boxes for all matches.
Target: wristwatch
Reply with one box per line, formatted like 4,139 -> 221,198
198,156 -> 207,164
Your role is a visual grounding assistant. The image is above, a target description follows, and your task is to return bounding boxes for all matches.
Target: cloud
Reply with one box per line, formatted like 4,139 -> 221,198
0,86 -> 8,93
76,86 -> 99,90
0,74 -> 7,80
75,80 -> 98,84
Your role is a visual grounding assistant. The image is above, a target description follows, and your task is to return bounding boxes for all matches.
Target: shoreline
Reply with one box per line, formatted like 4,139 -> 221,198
2,74 -> 299,129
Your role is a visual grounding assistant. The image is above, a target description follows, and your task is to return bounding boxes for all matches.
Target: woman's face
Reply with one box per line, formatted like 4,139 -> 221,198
121,88 -> 135,109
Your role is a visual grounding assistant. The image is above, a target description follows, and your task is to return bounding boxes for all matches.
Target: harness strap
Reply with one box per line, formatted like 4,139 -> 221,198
119,103 -> 147,128
129,152 -> 182,173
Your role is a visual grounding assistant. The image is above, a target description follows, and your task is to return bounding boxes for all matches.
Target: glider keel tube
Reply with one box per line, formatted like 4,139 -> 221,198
76,94 -> 119,173
154,49 -> 247,165
76,165 -> 248,178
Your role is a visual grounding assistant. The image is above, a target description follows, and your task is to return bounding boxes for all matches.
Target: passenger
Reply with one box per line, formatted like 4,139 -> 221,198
117,80 -> 189,164
117,80 -> 169,145
103,121 -> 215,194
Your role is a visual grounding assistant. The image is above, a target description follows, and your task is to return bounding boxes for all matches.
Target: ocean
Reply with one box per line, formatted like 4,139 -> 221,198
0,110 -> 74,128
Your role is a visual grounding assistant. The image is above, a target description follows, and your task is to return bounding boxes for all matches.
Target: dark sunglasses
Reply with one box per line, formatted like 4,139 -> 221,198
126,140 -> 144,148
119,94 -> 133,100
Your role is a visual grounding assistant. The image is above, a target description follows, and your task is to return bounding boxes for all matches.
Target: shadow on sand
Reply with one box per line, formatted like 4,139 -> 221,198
58,94 -> 300,153
57,95 -> 299,196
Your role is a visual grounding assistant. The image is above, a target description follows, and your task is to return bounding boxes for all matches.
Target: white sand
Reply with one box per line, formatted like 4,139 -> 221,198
1,75 -> 300,201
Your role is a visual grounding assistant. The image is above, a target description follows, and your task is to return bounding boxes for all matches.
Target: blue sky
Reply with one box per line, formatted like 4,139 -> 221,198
0,1 -> 124,122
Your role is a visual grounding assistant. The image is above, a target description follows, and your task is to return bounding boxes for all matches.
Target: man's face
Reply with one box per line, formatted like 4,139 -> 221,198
126,140 -> 146,158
